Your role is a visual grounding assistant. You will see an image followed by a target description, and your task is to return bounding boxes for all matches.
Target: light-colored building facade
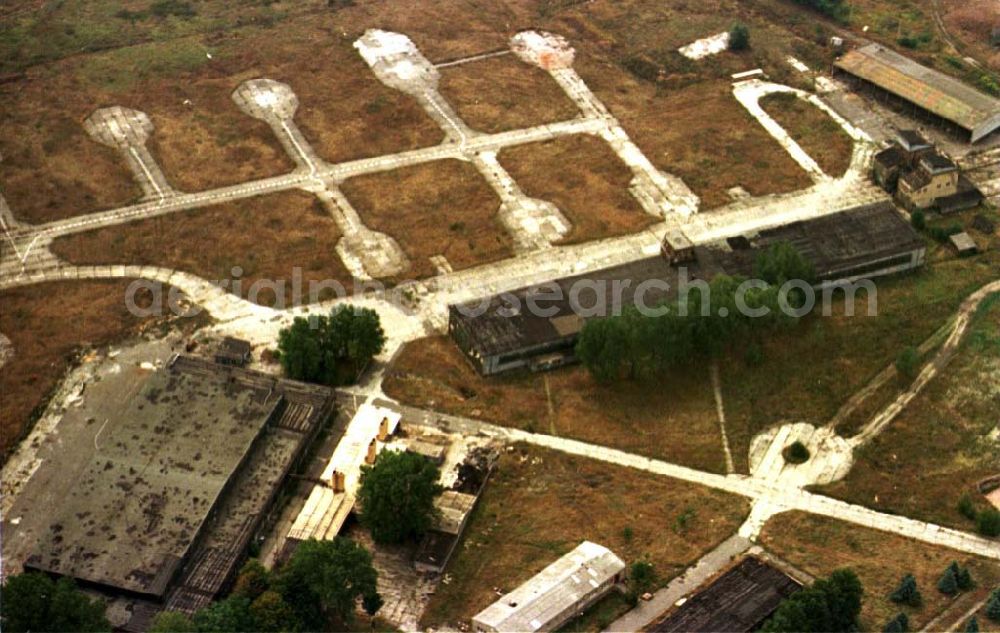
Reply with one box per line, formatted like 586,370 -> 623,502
472,541 -> 625,633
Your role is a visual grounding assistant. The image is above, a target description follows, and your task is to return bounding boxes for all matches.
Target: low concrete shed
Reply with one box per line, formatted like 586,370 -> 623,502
471,541 -> 625,633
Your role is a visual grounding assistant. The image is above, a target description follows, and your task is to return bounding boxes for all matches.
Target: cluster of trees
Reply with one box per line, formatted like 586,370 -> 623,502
792,0 -> 851,22
761,569 -> 863,632
276,306 -> 385,386
885,566 -> 991,632
358,450 -> 443,544
1,574 -> 110,632
937,561 -> 974,596
150,539 -> 382,633
577,242 -> 814,382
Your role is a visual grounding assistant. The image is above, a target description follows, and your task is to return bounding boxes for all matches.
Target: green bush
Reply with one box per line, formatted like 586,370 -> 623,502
729,23 -> 750,51
150,0 -> 197,18
630,561 -> 656,594
276,306 -> 385,386
958,493 -> 977,520
895,346 -> 921,379
929,223 -> 963,243
977,508 -> 1000,537
986,588 -> 1000,622
792,0 -> 851,22
783,441 -> 811,464
910,210 -> 926,231
889,574 -> 922,607
621,56 -> 660,83
884,612 -> 909,633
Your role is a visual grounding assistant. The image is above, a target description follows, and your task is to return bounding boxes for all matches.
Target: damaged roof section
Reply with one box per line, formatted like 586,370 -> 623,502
25,365 -> 281,598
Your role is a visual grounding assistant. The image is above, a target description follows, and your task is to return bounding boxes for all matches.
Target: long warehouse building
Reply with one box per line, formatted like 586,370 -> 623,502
834,43 -> 1000,143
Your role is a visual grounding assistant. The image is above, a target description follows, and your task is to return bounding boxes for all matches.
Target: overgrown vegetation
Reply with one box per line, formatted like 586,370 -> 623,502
276,306 -> 385,386
791,0 -> 852,22
576,242 -> 811,382
761,569 -> 864,632
149,541 -> 382,632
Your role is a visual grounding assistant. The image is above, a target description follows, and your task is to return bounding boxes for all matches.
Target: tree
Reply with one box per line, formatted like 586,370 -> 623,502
276,538 -> 382,626
957,565 -> 974,591
890,574 -> 922,607
358,450 -> 443,544
910,210 -> 926,231
249,590 -> 302,633
965,617 -> 980,633
232,558 -> 271,602
977,508 -> 1000,537
729,23 -> 750,50
576,316 -> 629,381
0,573 -> 110,633
148,611 -> 197,633
276,306 -> 385,386
986,588 -> 1000,622
884,612 -> 909,633
938,563 -> 959,595
761,568 -> 863,632
755,241 -> 816,287
895,346 -> 921,380
192,596 -> 255,633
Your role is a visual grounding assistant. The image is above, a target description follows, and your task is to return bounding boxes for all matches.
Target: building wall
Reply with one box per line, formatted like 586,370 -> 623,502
899,171 -> 958,209
471,574 -> 621,633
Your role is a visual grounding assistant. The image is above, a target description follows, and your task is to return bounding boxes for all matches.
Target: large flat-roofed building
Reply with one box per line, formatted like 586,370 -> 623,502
448,256 -> 679,376
700,201 -> 927,285
472,541 -> 625,633
648,557 -> 802,632
834,44 -> 1000,143
21,355 -> 335,626
450,203 -> 925,377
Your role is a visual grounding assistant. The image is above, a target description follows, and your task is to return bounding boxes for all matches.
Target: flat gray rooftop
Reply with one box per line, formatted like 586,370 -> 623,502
25,365 -> 280,598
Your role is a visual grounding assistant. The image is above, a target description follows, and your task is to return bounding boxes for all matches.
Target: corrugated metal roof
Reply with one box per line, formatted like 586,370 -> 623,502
472,541 -> 625,632
835,44 -> 1000,139
286,404 -> 400,542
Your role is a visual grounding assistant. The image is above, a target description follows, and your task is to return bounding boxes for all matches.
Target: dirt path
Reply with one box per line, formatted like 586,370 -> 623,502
850,279 -> 1000,447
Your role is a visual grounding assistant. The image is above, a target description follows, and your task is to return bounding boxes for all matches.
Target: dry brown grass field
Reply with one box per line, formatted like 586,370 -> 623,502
421,444 -> 750,629
383,336 -> 728,473
0,281 -> 171,459
438,53 -> 580,133
819,297 -> 1000,530
760,512 -> 1000,631
341,159 -> 514,280
51,190 -> 353,305
760,92 -> 855,178
500,134 -> 661,244
0,0 -> 876,224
